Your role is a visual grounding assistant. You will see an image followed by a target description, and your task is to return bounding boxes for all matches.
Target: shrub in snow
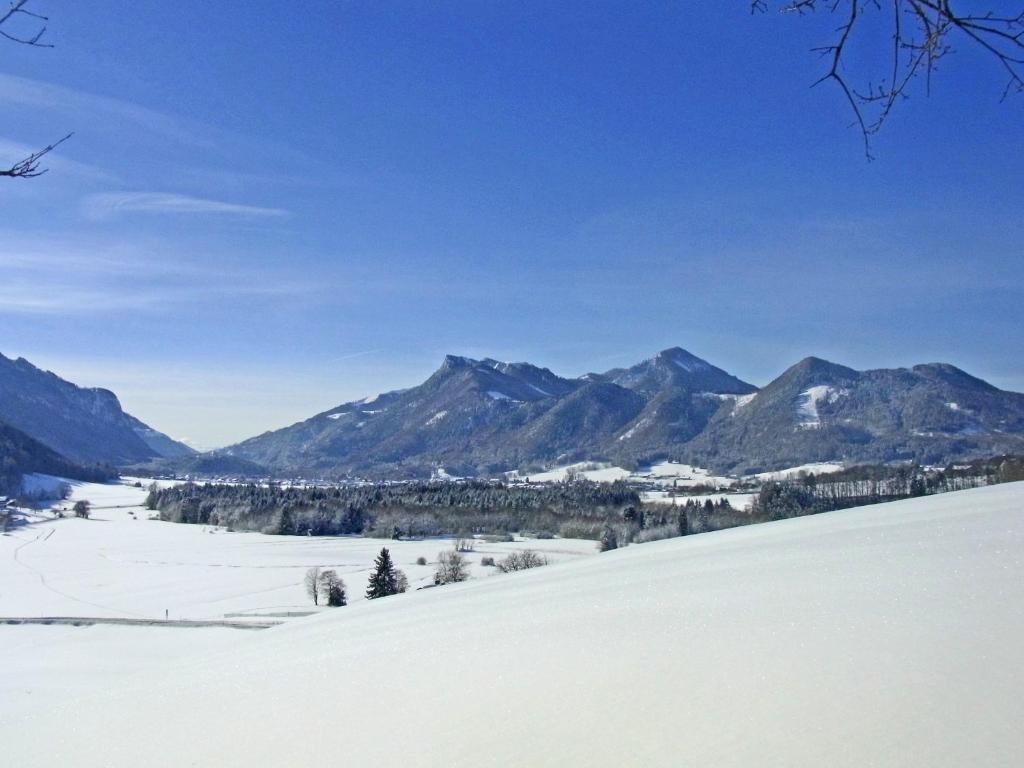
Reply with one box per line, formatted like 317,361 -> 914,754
454,534 -> 476,552
73,500 -> 91,519
496,550 -> 548,573
633,524 -> 680,544
480,556 -> 496,567
434,550 -> 469,585
558,521 -> 604,540
533,531 -> 554,539
416,556 -> 428,566
598,525 -> 618,552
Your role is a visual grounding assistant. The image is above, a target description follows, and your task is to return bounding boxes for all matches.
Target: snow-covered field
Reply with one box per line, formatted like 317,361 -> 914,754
0,477 -> 596,717
749,462 -> 846,481
641,489 -> 757,509
1,477 -> 594,620
4,482 -> 1022,766
509,460 -> 735,487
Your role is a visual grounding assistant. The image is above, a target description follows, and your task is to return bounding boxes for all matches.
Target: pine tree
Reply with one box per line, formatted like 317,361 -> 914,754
366,547 -> 400,599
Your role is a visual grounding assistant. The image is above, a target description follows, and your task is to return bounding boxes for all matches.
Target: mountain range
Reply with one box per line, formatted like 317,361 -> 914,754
3,347 -> 1022,483
209,347 -> 1024,478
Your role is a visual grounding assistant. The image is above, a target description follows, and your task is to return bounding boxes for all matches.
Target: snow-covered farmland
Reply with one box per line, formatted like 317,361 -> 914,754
640,489 -> 757,509
509,460 -> 735,487
0,477 -> 596,717
4,482 -> 1022,766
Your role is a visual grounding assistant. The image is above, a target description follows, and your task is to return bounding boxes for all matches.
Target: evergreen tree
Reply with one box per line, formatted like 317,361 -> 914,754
366,547 -> 400,599
698,499 -> 713,532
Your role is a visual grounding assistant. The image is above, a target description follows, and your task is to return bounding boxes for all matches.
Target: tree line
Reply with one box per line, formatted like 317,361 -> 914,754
146,479 -> 642,539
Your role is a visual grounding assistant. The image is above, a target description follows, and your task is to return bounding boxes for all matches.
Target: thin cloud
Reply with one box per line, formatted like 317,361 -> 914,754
0,73 -> 212,148
82,192 -> 290,220
330,349 -> 383,363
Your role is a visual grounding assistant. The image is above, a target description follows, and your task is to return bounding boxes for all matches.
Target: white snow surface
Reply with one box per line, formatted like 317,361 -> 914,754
486,389 -> 512,400
750,462 -> 846,481
0,479 -> 592,622
641,490 -> 757,509
795,385 -> 845,428
18,473 -> 69,498
510,462 -> 632,483
732,391 -> 757,413
511,461 -> 734,487
6,483 -> 1023,766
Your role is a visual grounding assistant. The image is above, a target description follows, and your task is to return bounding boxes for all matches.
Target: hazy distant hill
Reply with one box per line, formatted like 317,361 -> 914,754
0,353 -> 194,467
0,419 -> 114,496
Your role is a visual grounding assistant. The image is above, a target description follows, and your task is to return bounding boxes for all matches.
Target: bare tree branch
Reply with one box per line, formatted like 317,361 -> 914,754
753,1 -> 1024,157
0,0 -> 52,47
0,133 -> 72,178
1,1 -> 72,179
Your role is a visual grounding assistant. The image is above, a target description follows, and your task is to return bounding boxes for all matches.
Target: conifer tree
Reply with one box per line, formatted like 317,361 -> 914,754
366,547 -> 404,599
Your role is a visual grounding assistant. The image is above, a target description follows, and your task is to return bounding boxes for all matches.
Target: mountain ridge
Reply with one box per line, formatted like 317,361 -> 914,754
0,353 -> 195,467
208,347 -> 1024,478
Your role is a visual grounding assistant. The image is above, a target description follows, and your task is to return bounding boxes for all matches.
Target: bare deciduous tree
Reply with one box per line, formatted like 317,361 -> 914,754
317,569 -> 347,606
753,1 -> 1024,157
1,0 -> 72,178
433,550 -> 469,585
304,566 -> 322,606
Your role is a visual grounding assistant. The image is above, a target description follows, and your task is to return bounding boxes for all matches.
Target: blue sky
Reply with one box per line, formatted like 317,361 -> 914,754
2,1 -> 1021,448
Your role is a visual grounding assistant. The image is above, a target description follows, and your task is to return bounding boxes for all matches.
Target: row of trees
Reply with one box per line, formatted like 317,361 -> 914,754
750,460 -> 1012,520
305,547 -> 410,607
147,479 -> 642,539
305,543 -> 553,606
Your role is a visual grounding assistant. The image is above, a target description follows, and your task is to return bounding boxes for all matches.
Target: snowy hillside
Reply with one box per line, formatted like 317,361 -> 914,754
4,482 -> 1023,766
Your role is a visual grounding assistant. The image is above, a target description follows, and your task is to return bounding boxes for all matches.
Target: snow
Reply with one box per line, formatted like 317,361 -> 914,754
487,390 -> 512,400
732,392 -> 757,413
527,383 -> 552,397
425,410 -> 448,426
616,417 -> 649,441
673,357 -> 709,372
636,461 -> 734,488
751,462 -> 846,481
641,490 -> 756,509
4,483 -> 1022,766
18,472 -> 70,500
511,462 -> 632,483
510,461 -> 735,487
326,412 -> 344,420
947,402 -> 961,411
795,385 -> 846,428
0,477 -> 596,718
